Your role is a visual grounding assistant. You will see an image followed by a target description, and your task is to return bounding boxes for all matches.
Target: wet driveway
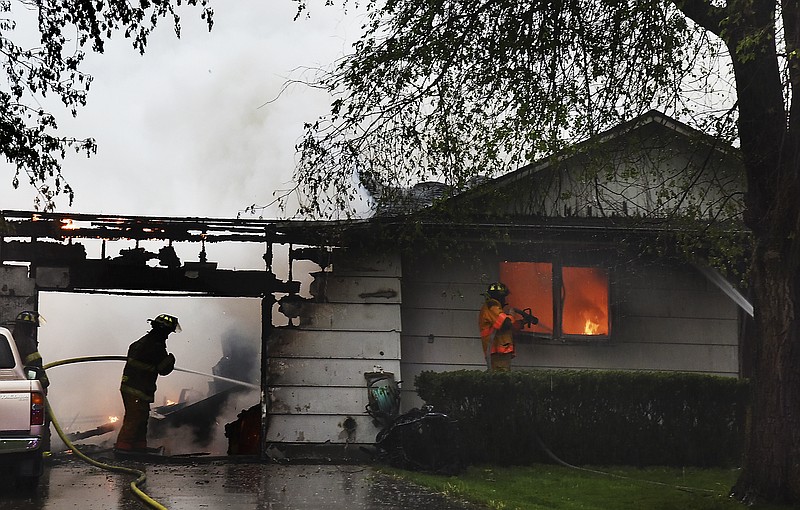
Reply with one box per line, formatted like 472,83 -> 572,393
0,455 -> 481,510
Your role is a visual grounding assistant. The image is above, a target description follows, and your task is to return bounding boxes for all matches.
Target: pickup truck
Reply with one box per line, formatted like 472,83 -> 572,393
0,326 -> 46,491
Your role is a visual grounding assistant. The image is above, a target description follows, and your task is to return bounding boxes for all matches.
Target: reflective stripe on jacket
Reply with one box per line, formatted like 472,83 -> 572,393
120,330 -> 175,403
479,297 -> 517,356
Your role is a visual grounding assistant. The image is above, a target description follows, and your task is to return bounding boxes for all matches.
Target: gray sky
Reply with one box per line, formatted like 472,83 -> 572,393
1,1 -> 362,219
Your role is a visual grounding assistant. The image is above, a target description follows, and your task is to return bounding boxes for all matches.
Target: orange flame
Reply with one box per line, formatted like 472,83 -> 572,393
108,416 -> 119,423
61,219 -> 79,230
584,320 -> 600,336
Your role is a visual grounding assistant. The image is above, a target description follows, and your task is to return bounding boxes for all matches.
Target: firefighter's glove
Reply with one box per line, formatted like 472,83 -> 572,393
157,353 -> 176,375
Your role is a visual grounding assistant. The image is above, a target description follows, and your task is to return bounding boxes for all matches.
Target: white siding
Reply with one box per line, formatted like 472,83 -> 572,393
400,249 -> 741,411
499,121 -> 744,220
266,250 -> 402,446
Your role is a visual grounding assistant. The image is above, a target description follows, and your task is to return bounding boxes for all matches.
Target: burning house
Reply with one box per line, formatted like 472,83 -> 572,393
0,110 -> 750,459
285,110 -> 748,414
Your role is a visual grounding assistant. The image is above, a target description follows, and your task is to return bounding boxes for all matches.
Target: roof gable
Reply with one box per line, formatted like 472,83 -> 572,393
455,110 -> 744,222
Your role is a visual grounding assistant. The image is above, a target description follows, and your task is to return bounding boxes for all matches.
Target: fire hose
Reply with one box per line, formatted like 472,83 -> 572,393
42,355 -> 260,509
46,398 -> 166,510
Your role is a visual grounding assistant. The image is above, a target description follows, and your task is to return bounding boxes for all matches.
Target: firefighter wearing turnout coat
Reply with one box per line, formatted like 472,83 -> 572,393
13,310 -> 51,450
479,282 -> 524,371
12,311 -> 49,389
114,314 -> 180,453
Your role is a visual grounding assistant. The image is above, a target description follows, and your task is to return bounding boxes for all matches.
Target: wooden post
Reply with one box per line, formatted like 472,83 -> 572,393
259,227 -> 275,461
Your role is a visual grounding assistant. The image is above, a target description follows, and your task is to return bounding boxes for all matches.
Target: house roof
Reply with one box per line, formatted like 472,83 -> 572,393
0,112 -> 744,252
484,109 -> 739,192
366,110 -> 741,220
0,209 -> 361,247
438,110 -> 742,223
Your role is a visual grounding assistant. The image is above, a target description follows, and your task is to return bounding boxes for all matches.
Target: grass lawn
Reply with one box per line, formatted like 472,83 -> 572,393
381,464 -> 793,510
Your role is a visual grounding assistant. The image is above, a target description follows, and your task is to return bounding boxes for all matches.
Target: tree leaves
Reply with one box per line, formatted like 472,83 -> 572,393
291,0 -> 730,219
0,0 -> 213,210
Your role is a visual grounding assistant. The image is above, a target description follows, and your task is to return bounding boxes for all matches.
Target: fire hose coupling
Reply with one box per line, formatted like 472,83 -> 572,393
512,307 -> 539,327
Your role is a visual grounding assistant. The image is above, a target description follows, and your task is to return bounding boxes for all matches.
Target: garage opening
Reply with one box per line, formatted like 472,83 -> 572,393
38,292 -> 262,455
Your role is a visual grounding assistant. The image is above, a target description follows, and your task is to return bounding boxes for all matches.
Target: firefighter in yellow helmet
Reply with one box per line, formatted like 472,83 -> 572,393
479,282 -> 524,371
114,314 -> 179,454
12,311 -> 49,389
13,310 -> 51,451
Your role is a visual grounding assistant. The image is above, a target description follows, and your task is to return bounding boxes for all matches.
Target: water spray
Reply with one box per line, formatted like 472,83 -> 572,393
172,366 -> 259,390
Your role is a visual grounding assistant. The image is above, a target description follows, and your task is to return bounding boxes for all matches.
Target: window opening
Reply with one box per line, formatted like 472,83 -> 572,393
0,333 -> 14,368
561,266 -> 609,336
499,262 -> 553,336
500,261 -> 610,340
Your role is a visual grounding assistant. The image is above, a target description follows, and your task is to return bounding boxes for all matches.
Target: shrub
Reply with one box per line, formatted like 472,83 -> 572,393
415,369 -> 749,467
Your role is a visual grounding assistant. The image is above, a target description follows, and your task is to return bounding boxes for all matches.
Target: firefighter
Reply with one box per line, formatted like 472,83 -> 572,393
12,311 -> 49,389
479,282 -> 523,371
114,314 -> 179,453
13,310 -> 51,451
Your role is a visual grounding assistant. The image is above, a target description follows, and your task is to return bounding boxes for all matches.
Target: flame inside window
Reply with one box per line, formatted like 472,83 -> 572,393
562,266 -> 609,336
500,262 -> 610,338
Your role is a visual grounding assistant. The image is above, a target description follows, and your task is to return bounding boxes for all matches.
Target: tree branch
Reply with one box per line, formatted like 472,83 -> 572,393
672,0 -> 725,37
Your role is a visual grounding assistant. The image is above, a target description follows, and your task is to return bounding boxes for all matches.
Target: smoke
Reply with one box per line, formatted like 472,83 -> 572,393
36,237 -> 315,455
153,389 -> 260,456
39,292 -> 263,454
0,1 -> 361,456
0,2 -> 364,218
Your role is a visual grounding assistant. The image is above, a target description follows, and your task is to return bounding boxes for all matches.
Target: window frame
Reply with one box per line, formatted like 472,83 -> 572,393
501,258 -> 613,343
0,332 -> 16,368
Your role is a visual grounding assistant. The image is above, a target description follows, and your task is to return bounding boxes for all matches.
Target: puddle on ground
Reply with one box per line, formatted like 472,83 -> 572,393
0,456 -> 479,510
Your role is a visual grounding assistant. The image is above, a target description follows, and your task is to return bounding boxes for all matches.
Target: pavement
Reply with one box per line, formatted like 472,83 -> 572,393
0,453 -> 482,510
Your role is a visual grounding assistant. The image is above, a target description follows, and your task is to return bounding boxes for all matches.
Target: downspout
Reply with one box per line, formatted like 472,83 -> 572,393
694,264 -> 754,317
694,264 -> 754,378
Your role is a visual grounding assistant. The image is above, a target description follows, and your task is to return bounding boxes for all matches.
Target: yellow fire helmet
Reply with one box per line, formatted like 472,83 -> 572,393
148,314 -> 181,333
15,311 -> 44,327
486,282 -> 510,299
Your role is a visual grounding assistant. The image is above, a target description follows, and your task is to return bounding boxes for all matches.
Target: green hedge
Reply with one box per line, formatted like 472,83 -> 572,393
415,369 -> 749,468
